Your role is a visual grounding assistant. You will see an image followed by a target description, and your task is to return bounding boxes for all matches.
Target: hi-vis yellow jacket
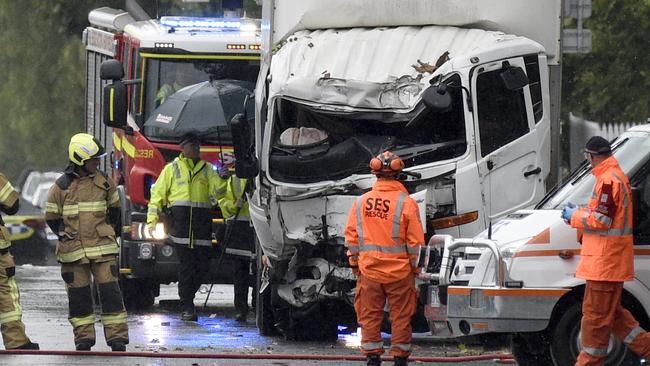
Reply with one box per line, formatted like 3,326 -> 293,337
218,176 -> 249,221
147,154 -> 226,247
0,173 -> 19,250
45,172 -> 121,263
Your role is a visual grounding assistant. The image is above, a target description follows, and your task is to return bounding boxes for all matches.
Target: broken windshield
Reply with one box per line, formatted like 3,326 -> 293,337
268,74 -> 467,183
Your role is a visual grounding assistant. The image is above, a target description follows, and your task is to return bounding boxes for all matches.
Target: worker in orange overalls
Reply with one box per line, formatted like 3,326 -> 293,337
562,136 -> 650,365
345,151 -> 424,366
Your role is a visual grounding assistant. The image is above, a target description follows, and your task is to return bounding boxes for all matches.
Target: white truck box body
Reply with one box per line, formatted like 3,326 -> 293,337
264,0 -> 561,65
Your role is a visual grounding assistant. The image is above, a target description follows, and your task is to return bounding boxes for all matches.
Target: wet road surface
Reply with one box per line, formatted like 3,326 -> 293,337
4,264 -> 512,365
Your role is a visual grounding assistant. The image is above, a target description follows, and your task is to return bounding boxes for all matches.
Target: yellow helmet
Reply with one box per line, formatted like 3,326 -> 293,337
68,133 -> 106,166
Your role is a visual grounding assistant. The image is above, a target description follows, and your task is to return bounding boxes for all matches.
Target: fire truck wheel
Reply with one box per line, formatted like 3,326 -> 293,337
510,332 -> 553,366
550,302 -> 640,366
120,278 -> 157,310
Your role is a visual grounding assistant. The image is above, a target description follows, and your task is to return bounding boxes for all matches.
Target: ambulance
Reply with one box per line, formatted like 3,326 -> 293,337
421,124 -> 650,365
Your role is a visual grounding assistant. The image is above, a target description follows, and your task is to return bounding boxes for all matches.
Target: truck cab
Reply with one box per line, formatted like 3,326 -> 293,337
85,5 -> 260,308
422,125 -> 650,365
232,0 -> 562,340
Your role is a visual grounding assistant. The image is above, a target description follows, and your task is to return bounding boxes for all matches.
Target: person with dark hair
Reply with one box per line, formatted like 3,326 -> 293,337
345,151 -> 424,366
147,132 -> 227,321
0,172 -> 39,350
45,133 -> 128,351
562,136 -> 650,365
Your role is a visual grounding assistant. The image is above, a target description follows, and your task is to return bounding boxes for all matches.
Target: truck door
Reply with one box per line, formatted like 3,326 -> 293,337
472,56 -> 545,221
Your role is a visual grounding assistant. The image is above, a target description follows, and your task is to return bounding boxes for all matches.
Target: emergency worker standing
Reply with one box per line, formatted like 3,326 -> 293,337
147,132 -> 227,321
0,173 -> 39,350
218,175 -> 255,322
562,136 -> 650,365
345,151 -> 424,366
45,133 -> 128,351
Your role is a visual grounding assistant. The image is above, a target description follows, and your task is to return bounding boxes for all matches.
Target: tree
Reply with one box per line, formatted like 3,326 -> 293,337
562,0 -> 650,123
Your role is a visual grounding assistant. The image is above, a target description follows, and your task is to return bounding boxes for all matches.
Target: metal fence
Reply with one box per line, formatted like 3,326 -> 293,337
568,113 -> 643,170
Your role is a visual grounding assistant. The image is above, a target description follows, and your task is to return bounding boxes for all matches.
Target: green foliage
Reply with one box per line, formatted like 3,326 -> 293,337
562,0 -> 650,123
0,0 -> 260,181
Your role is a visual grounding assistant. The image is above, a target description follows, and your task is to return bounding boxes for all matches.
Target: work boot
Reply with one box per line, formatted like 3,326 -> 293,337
75,340 -> 94,351
13,342 -> 39,350
235,312 -> 247,322
366,354 -> 382,366
393,356 -> 408,366
181,309 -> 198,321
110,341 -> 126,352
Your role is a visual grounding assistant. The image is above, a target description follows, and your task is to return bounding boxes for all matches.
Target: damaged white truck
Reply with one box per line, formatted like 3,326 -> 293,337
230,0 -> 563,340
421,125 -> 650,365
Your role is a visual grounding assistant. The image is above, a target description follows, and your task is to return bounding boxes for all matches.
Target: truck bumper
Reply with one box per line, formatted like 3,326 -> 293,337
426,285 -> 568,337
121,239 -> 178,282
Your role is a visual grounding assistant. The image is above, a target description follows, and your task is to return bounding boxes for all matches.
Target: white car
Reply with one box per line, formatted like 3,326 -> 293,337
422,124 -> 650,365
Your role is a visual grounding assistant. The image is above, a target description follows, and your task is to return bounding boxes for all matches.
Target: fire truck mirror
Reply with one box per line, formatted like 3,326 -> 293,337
102,81 -> 127,129
230,112 -> 259,179
100,59 -> 124,81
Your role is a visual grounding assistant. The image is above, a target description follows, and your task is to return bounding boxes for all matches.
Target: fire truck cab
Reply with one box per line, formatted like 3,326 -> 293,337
83,5 -> 260,308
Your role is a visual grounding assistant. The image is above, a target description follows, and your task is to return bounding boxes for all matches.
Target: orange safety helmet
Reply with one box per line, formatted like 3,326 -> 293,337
369,151 -> 404,176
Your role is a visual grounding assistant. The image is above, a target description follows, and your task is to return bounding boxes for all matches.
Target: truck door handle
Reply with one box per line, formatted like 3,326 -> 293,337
524,167 -> 542,178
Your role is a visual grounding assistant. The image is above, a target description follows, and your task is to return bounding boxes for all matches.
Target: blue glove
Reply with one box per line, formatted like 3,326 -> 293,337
561,203 -> 577,222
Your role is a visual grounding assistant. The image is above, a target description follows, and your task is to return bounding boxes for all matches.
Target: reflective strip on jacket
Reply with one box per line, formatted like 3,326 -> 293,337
571,156 -> 634,281
147,154 -> 226,247
0,173 -> 18,250
218,176 -> 249,221
45,172 -> 120,263
345,179 -> 424,284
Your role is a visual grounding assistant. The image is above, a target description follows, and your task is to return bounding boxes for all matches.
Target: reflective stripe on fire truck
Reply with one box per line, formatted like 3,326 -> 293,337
140,53 -> 261,61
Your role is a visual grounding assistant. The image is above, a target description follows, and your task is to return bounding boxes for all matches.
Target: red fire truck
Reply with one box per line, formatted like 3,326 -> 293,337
83,5 -> 260,308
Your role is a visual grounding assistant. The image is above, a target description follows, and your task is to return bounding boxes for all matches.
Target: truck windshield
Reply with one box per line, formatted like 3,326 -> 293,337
539,136 -> 650,209
142,57 -> 258,144
268,74 -> 467,183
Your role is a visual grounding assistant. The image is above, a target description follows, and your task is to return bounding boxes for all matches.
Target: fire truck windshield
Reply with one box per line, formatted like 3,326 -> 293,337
142,57 -> 258,144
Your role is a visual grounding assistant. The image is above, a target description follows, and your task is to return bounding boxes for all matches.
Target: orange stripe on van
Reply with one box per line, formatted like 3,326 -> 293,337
447,287 -> 471,295
481,288 -> 569,297
526,228 -> 550,244
514,249 -> 581,258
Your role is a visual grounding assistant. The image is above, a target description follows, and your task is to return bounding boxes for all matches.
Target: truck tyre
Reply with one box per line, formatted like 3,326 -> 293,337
510,332 -> 553,366
120,277 -> 157,310
255,240 -> 277,336
550,302 -> 640,366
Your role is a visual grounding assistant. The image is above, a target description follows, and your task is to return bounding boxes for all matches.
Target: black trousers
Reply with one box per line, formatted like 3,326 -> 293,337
227,221 -> 256,314
176,244 -> 212,311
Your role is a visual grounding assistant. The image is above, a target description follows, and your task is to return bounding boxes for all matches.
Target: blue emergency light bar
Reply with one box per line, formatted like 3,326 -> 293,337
160,16 -> 243,30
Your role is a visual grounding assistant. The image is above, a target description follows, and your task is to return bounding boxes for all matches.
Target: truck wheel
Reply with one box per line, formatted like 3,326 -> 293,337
510,332 -> 552,366
550,302 -> 640,366
255,241 -> 277,336
120,278 -> 156,310
276,302 -> 338,341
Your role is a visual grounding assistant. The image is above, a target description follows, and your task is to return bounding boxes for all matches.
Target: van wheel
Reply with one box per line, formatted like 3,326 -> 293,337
550,302 -> 640,366
510,332 -> 552,366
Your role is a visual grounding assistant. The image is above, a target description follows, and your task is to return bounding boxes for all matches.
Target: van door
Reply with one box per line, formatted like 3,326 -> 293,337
472,56 -> 545,221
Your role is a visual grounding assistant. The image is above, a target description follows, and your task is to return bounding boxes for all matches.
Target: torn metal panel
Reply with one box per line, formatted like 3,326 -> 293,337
270,26 -> 509,108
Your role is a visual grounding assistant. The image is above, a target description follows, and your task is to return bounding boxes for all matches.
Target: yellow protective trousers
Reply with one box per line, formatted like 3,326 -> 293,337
61,256 -> 128,348
0,253 -> 31,349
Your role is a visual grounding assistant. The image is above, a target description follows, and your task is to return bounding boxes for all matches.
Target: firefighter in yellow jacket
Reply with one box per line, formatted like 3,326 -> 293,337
218,175 -> 256,322
0,173 -> 39,350
147,132 -> 227,321
45,133 -> 128,351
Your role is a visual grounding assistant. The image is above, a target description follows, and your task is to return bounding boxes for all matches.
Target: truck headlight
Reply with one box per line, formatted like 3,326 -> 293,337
131,222 -> 168,240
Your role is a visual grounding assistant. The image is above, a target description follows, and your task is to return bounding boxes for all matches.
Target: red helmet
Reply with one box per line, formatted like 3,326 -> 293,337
369,151 -> 404,176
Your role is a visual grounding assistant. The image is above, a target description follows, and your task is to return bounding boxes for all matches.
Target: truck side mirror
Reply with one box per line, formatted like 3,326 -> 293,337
230,113 -> 259,179
500,65 -> 529,91
100,59 -> 127,129
100,59 -> 124,81
102,81 -> 127,129
421,84 -> 452,112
